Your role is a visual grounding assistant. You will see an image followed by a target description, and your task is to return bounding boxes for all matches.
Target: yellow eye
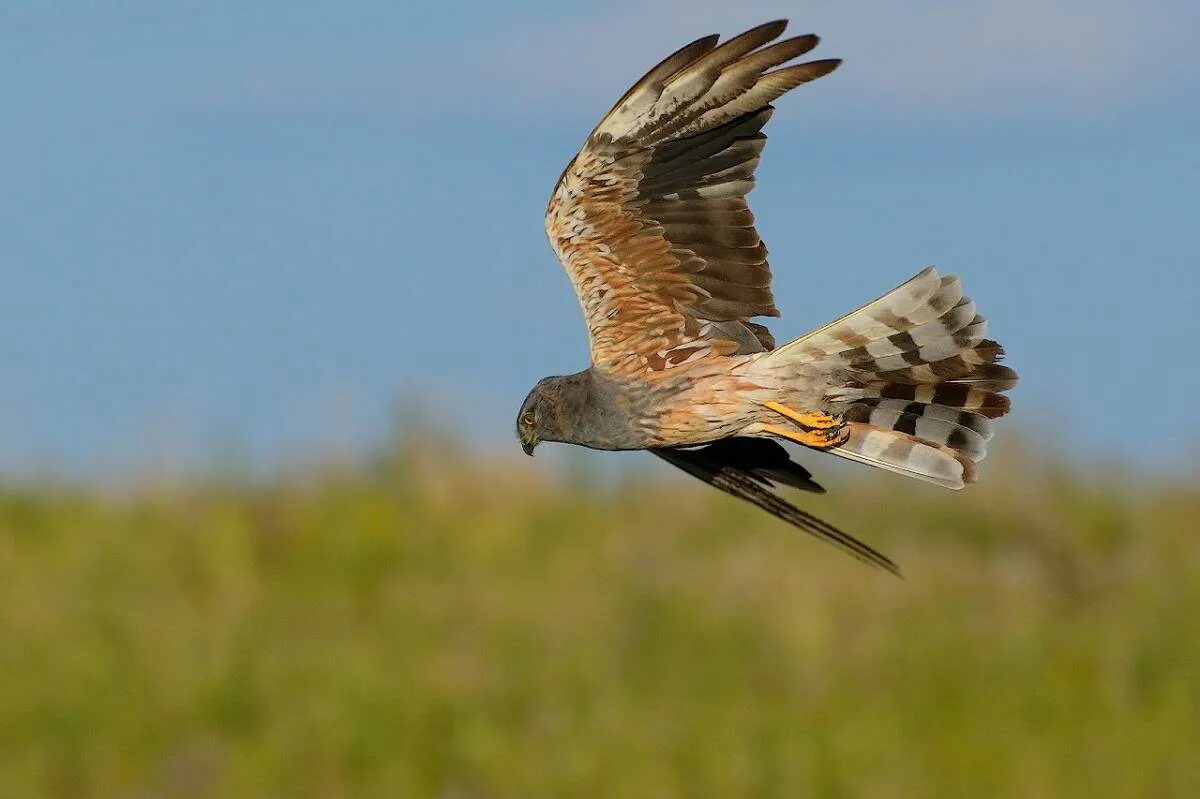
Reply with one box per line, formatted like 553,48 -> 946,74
521,413 -> 536,427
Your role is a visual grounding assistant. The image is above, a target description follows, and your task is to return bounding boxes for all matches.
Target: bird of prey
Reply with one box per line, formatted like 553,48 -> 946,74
516,20 -> 1018,574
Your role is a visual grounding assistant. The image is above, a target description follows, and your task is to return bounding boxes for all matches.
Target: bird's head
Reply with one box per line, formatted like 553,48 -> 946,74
518,369 -> 597,453
516,379 -> 552,456
517,373 -> 588,455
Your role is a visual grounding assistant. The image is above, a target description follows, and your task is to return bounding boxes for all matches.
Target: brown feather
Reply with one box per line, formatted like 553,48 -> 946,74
545,21 -> 841,375
651,443 -> 901,575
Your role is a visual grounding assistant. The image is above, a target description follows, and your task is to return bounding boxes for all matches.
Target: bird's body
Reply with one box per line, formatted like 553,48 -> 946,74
518,21 -> 1018,572
528,355 -> 837,450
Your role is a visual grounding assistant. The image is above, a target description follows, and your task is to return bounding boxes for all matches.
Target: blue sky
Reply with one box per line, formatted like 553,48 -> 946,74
3,1 -> 1198,477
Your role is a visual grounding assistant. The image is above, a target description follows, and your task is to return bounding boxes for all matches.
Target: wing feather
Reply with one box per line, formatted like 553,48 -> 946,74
545,20 -> 841,375
651,440 -> 901,575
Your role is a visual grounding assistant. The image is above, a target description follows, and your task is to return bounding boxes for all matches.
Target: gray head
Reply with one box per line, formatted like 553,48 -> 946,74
516,372 -> 592,455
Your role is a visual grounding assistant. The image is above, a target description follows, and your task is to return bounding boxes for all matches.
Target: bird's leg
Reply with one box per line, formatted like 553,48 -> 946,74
762,401 -> 841,430
759,423 -> 849,449
760,401 -> 849,449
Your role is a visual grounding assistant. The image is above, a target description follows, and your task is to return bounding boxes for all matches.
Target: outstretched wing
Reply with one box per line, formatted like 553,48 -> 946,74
546,20 -> 839,376
651,439 -> 901,575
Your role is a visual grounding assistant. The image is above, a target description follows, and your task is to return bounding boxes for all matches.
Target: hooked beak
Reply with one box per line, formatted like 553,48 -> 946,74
521,438 -> 537,457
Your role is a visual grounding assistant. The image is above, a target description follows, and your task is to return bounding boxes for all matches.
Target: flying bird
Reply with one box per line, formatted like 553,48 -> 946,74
516,20 -> 1018,574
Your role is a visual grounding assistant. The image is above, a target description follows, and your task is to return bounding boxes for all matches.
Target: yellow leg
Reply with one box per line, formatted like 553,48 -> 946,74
760,423 -> 849,450
761,401 -> 842,431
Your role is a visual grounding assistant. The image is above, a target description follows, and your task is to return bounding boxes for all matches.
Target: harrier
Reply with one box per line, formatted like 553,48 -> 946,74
516,21 -> 1018,573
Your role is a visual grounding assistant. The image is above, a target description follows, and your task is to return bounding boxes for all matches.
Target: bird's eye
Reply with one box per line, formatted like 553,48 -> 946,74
521,413 -> 536,427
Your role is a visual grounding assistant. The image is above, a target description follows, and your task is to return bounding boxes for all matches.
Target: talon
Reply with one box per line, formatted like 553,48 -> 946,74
825,425 -> 850,447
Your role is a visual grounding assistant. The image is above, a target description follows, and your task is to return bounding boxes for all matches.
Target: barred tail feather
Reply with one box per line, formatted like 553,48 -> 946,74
769,267 -> 1017,488
775,266 -> 960,361
834,422 -> 976,489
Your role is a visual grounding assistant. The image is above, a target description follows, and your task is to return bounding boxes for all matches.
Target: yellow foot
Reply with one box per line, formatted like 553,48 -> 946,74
758,402 -> 848,449
760,422 -> 850,450
760,401 -> 840,430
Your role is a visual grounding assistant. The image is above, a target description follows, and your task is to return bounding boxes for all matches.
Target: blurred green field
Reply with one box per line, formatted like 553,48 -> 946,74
1,437 -> 1198,798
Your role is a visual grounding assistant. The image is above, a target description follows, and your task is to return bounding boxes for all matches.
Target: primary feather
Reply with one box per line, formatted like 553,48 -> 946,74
545,19 -> 841,374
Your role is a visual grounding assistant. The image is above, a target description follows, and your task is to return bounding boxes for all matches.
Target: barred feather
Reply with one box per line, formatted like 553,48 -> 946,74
546,20 -> 844,373
842,403 -> 988,461
777,267 -> 963,361
765,267 -> 1017,488
833,423 -> 978,490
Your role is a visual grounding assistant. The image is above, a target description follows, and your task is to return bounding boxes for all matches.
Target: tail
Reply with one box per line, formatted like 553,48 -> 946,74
772,267 -> 1018,489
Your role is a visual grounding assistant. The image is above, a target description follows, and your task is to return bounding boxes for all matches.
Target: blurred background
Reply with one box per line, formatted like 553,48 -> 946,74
2,1 -> 1199,797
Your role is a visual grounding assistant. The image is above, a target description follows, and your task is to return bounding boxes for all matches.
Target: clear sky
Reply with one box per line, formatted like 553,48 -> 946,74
3,1 -> 1198,477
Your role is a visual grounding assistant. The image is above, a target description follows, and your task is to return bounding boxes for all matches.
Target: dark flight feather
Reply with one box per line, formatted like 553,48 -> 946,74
651,439 -> 901,575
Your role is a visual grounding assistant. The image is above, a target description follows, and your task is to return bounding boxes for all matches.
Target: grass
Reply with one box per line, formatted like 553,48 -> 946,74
1,436 -> 1197,798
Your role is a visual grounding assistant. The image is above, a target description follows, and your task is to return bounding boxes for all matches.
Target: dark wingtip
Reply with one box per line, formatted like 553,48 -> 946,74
651,445 -> 902,577
756,19 -> 790,39
811,58 -> 843,76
